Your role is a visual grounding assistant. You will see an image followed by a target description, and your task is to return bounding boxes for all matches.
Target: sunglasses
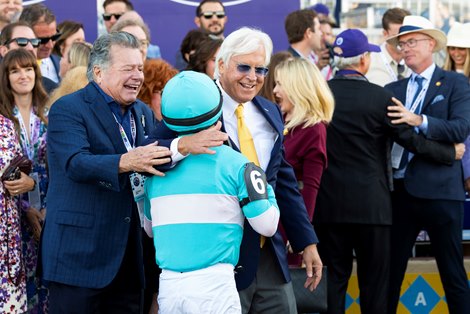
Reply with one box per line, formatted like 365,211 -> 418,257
37,32 -> 61,45
236,63 -> 269,77
6,37 -> 41,48
102,13 -> 122,21
200,11 -> 225,19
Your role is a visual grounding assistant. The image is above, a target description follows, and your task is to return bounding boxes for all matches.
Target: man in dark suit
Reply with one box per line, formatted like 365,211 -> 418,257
385,16 -> 470,314
314,29 -> 462,314
40,32 -> 173,313
285,9 -> 329,71
19,3 -> 61,83
152,27 -> 323,314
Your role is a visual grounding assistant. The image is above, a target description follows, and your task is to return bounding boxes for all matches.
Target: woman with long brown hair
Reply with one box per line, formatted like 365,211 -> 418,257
0,48 -> 49,313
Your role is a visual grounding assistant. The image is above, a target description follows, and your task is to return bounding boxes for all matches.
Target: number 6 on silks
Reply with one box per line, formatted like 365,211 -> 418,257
240,163 -> 269,207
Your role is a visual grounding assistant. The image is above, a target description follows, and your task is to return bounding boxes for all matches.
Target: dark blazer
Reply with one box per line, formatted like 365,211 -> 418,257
385,67 -> 470,201
40,82 -> 158,288
287,46 -> 302,58
315,77 -> 455,225
150,95 -> 318,290
50,54 -> 61,82
42,76 -> 57,94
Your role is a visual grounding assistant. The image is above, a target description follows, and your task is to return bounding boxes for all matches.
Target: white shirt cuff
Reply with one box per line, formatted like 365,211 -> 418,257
170,137 -> 188,165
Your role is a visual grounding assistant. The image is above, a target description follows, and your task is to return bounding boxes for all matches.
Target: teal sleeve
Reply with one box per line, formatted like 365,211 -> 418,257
237,164 -> 279,218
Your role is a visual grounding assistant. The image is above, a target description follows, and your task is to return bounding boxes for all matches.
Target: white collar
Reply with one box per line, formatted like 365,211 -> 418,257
216,80 -> 241,119
412,63 -> 435,82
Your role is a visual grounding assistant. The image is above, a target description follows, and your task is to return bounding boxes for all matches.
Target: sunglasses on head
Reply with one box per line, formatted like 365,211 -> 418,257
6,37 -> 41,48
102,13 -> 122,21
200,11 -> 225,19
37,32 -> 61,45
236,63 -> 269,77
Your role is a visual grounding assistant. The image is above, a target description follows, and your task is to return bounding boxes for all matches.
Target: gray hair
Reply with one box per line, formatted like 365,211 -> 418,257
87,31 -> 140,81
334,54 -> 364,70
214,27 -> 273,79
110,14 -> 151,42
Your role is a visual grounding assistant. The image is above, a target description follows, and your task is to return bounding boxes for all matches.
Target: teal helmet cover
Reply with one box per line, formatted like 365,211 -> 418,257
161,71 -> 222,134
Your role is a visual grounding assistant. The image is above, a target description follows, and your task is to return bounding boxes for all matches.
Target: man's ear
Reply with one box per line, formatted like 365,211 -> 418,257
0,46 -> 8,58
304,27 -> 311,40
93,65 -> 102,84
194,16 -> 201,28
429,38 -> 437,52
218,58 -> 225,75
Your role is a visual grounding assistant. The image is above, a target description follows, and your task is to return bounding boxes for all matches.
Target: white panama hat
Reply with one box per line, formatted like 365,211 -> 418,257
386,15 -> 447,52
447,22 -> 470,48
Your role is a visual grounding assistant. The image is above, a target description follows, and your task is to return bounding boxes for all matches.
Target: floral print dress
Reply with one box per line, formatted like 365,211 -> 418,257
14,107 -> 48,313
0,115 -> 27,313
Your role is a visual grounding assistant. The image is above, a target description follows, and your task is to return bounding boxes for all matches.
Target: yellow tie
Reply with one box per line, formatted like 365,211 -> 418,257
235,104 -> 265,247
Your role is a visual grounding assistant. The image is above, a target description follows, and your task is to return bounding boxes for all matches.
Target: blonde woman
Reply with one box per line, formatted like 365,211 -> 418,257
443,22 -> 470,77
59,41 -> 92,78
273,57 -> 334,221
443,22 -> 470,192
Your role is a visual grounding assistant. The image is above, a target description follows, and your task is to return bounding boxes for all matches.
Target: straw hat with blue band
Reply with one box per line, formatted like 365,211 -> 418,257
386,15 -> 447,52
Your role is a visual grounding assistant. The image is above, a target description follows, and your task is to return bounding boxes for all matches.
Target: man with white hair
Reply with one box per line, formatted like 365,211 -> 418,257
385,15 -> 470,313
214,27 -> 322,313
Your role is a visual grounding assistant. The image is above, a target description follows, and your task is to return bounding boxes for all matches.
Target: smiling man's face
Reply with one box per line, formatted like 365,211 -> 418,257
95,45 -> 144,106
217,48 -> 267,104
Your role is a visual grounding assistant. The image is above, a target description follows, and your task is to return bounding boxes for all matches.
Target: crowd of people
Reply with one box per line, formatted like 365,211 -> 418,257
1,0 -> 470,313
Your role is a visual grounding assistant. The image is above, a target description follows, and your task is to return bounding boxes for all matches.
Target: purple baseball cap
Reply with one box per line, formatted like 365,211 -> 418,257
311,3 -> 330,16
333,29 -> 380,58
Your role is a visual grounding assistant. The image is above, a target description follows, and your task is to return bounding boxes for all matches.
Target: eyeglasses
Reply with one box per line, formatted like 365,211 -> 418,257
6,37 -> 41,48
397,38 -> 430,50
199,11 -> 225,19
37,32 -> 61,45
236,63 -> 269,77
102,13 -> 122,21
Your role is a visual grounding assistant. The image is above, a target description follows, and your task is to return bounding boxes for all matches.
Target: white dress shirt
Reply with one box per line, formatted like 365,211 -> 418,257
217,80 -> 277,171
40,56 -> 59,83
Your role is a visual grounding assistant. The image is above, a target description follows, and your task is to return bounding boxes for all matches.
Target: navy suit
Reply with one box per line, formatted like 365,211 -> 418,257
385,67 -> 470,313
150,95 -> 318,290
287,46 -> 302,58
50,54 -> 61,82
41,83 -> 158,310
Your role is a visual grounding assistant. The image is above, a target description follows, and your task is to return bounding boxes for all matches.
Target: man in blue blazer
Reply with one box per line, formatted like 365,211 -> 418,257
40,32 -> 173,313
152,27 -> 322,313
385,16 -> 470,313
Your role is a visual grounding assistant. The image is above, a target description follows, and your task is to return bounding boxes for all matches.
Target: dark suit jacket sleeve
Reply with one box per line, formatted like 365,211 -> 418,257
386,117 -> 455,165
144,120 -> 175,148
379,87 -> 456,165
425,74 -> 470,143
48,97 -> 123,191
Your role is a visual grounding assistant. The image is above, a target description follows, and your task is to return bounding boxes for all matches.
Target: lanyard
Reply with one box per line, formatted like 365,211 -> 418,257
112,113 -> 136,151
14,107 -> 38,160
406,78 -> 428,113
379,51 -> 400,82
